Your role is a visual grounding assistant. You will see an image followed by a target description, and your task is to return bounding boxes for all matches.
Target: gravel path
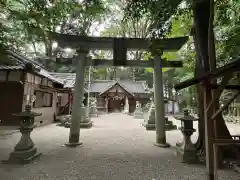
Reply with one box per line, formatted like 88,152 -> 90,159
0,113 -> 239,180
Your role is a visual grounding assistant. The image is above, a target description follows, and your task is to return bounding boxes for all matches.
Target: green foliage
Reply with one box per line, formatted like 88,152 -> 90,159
124,0 -> 183,37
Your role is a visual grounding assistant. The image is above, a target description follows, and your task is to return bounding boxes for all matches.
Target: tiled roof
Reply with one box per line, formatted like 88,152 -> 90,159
49,72 -> 150,94
50,73 -> 76,88
0,50 -> 63,85
0,65 -> 24,70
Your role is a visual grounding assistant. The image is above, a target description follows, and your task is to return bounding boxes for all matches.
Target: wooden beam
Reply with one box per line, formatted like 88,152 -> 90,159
85,59 -> 183,67
210,91 -> 240,121
210,84 -> 240,90
206,74 -> 233,112
213,139 -> 240,145
48,32 -> 188,51
174,58 -> 240,90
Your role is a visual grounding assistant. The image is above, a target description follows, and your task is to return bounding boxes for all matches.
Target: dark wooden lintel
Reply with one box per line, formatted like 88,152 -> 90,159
54,58 -> 183,68
49,31 -> 188,51
210,91 -> 240,121
174,58 -> 240,90
210,84 -> 240,90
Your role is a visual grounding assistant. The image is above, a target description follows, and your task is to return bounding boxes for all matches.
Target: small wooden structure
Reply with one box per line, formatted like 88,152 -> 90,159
50,72 -> 151,114
91,80 -> 150,113
0,50 -> 64,126
175,58 -> 240,178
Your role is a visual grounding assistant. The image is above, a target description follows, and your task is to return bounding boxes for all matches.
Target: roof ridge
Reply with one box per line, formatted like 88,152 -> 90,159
6,50 -> 63,85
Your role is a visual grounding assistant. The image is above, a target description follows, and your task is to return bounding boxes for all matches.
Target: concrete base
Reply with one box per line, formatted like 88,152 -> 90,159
80,121 -> 93,128
65,142 -> 83,147
142,122 -> 155,131
134,113 -> 144,119
90,113 -> 98,117
145,124 -> 156,131
165,123 -> 177,131
175,147 -> 199,164
154,142 -> 170,148
3,147 -> 41,164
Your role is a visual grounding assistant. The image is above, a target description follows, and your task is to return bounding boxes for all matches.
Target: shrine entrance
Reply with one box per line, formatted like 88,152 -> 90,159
107,96 -> 124,112
101,83 -> 128,113
49,30 -> 188,148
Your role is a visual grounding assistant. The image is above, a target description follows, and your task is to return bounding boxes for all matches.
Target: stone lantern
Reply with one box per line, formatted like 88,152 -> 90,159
4,105 -> 42,164
142,98 -> 156,130
134,101 -> 144,119
89,97 -> 98,117
164,99 -> 177,131
80,102 -> 93,128
174,109 -> 199,164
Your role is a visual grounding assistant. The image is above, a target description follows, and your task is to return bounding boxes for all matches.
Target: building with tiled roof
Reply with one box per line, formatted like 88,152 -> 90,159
50,72 -> 151,114
0,50 -> 64,126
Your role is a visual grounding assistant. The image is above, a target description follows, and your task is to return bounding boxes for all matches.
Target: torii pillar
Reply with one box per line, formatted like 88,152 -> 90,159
65,48 -> 87,147
153,55 -> 170,148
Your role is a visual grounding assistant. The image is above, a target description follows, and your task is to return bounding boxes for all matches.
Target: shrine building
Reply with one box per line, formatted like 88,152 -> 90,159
50,73 -> 151,114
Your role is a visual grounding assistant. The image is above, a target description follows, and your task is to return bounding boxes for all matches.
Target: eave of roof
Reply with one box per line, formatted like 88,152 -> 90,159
0,50 -> 64,85
99,81 -> 135,97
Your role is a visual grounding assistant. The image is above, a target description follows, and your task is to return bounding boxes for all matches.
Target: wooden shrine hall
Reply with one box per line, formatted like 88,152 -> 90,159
50,72 -> 151,114
93,80 -> 151,113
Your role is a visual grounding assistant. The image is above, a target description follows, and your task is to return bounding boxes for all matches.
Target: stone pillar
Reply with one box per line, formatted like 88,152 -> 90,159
142,100 -> 156,130
66,49 -> 87,147
105,97 -> 108,113
134,101 -> 144,119
89,97 -> 98,117
80,102 -> 93,128
124,97 -> 129,114
153,56 -> 169,148
164,100 -> 177,130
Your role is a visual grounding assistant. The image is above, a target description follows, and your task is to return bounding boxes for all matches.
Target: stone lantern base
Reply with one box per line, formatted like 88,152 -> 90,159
142,110 -> 156,131
4,147 -> 42,164
175,146 -> 199,164
89,106 -> 98,117
165,117 -> 177,131
134,111 -> 144,119
175,128 -> 199,164
3,127 -> 41,164
80,106 -> 93,128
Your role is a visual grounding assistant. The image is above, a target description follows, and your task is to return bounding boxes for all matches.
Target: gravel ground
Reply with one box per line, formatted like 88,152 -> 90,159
0,113 -> 239,180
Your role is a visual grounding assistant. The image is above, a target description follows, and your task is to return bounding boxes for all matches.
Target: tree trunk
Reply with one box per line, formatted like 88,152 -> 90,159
193,0 -> 231,161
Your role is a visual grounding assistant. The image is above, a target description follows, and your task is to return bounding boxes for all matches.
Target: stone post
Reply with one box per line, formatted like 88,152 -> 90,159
142,99 -> 156,130
66,48 -> 87,147
124,97 -> 129,114
90,97 -> 98,117
134,101 -> 144,119
153,55 -> 170,148
174,110 -> 199,164
164,100 -> 177,131
80,102 -> 93,128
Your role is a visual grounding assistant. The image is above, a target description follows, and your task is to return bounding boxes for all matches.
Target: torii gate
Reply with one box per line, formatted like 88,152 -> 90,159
49,32 -> 188,147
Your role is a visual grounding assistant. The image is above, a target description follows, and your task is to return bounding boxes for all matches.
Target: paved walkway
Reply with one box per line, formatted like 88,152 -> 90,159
0,113 -> 238,180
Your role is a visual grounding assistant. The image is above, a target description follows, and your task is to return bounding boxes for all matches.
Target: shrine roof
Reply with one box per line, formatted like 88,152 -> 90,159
49,72 -> 150,94
0,50 -> 64,85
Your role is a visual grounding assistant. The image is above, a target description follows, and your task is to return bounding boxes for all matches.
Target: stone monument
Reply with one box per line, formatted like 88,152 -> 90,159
142,99 -> 156,130
134,101 -> 144,119
3,105 -> 42,164
164,100 -> 177,130
174,109 -> 199,164
124,97 -> 129,114
89,97 -> 98,117
80,103 -> 93,128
